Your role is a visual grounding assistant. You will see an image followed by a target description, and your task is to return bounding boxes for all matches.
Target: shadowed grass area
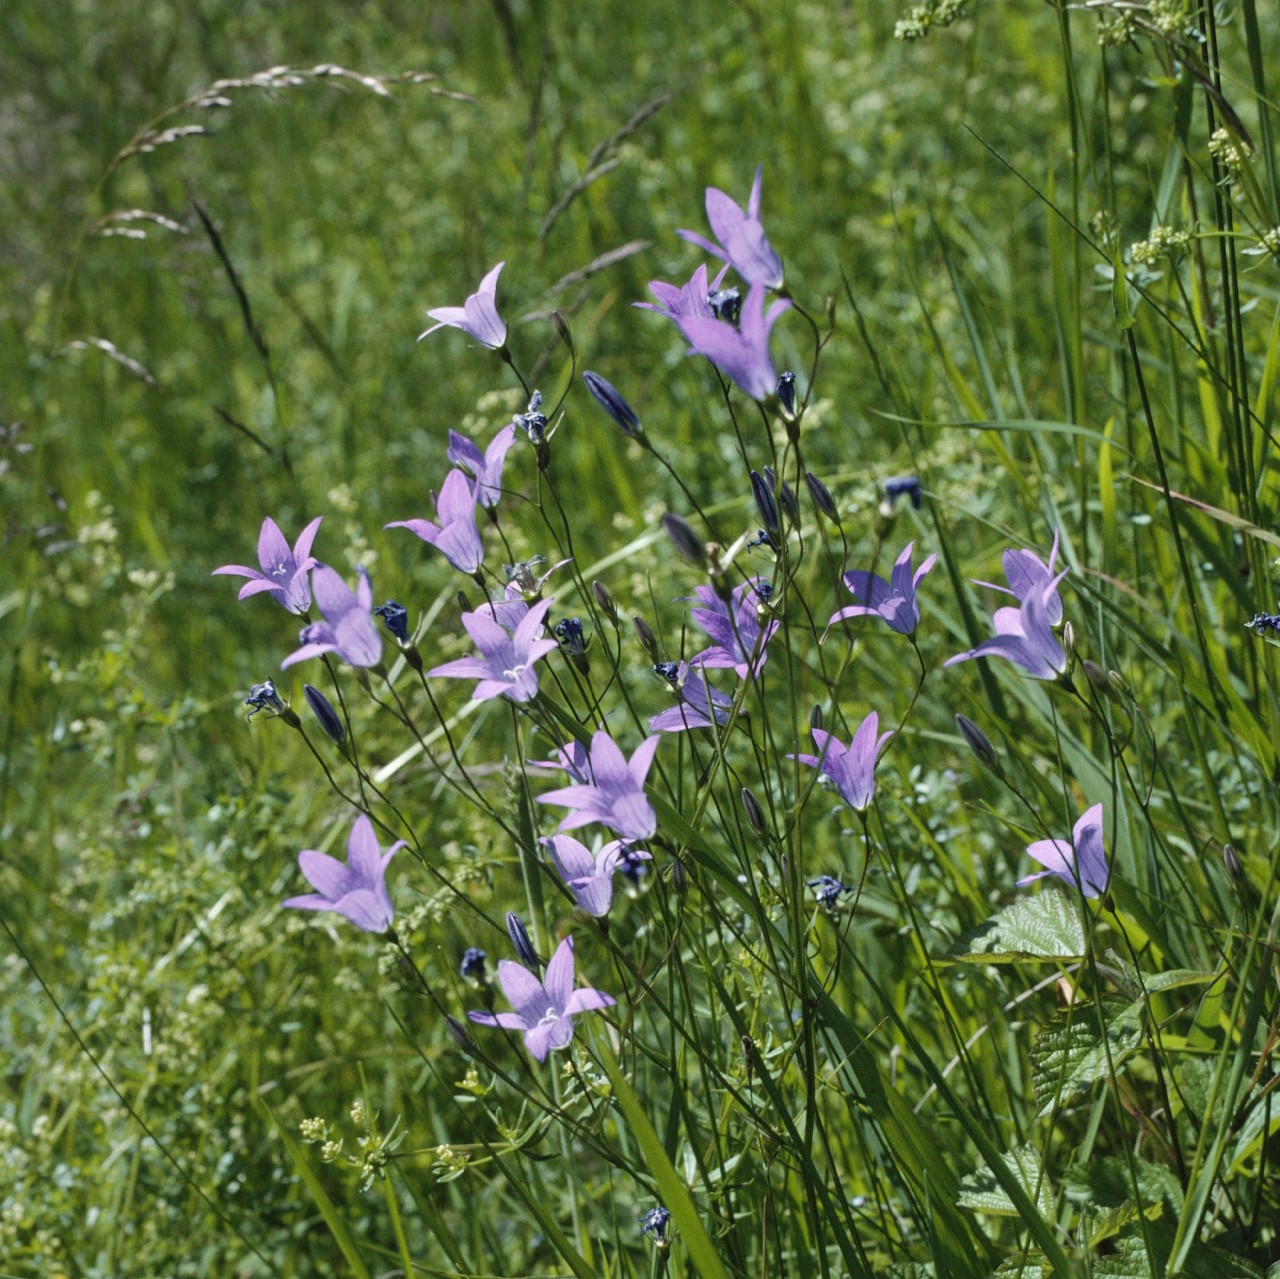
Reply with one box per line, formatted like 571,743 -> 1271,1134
4,1 -> 1280,1275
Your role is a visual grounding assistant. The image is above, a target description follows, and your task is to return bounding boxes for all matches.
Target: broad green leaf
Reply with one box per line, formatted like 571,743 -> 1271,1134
1031,1000 -> 1144,1114
949,887 -> 1086,962
958,1145 -> 1055,1220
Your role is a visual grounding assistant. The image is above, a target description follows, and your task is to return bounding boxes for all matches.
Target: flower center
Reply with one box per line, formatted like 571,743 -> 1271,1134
503,663 -> 526,682
538,1007 -> 559,1026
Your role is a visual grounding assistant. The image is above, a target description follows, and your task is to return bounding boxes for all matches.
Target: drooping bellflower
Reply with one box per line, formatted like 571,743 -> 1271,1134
829,542 -> 936,636
282,814 -> 402,933
281,566 -> 383,670
466,935 -> 615,1062
677,165 -> 785,289
418,261 -> 508,350
427,597 -> 558,703
212,515 -> 322,614
386,469 -> 484,576
537,729 -> 659,840
1019,802 -> 1109,899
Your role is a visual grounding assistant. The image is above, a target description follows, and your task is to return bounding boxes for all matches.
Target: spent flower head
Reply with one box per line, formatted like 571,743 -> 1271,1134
466,936 -> 615,1061
283,814 -> 403,933
212,515 -> 321,614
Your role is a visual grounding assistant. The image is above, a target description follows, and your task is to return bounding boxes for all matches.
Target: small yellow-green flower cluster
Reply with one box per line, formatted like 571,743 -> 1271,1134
1130,225 -> 1192,267
1209,127 -> 1251,179
1148,0 -> 1188,37
895,0 -> 968,40
1097,11 -> 1136,47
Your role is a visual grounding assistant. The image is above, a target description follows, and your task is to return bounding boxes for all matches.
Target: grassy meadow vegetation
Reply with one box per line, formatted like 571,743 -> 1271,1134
4,0 -> 1280,1275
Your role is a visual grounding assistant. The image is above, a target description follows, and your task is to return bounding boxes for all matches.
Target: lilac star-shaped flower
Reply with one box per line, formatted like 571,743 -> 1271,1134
467,935 -> 616,1061
944,573 -> 1068,681
829,541 -> 937,636
417,261 -> 508,350
1019,802 -> 1109,898
675,281 -> 791,401
386,469 -> 484,575
543,835 -> 652,917
687,579 -> 778,679
281,565 -> 383,669
648,661 -> 737,734
635,262 -> 728,322
537,729 -> 659,840
677,165 -> 784,289
791,713 -> 893,813
212,515 -> 321,614
530,739 -> 592,782
282,814 -> 403,933
973,528 -> 1064,627
447,424 -> 517,510
428,597 -> 558,703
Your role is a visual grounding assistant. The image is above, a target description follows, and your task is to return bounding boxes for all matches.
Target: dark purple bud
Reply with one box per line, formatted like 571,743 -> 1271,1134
554,617 -> 589,673
619,847 -> 651,896
633,615 -> 659,657
303,683 -> 347,745
804,471 -> 840,522
456,590 -> 474,617
807,874 -> 849,912
809,704 -> 823,733
373,600 -> 410,644
583,370 -> 642,440
592,579 -> 619,625
883,476 -> 923,510
778,481 -> 800,526
776,371 -> 797,415
505,912 -> 542,972
707,287 -> 741,324
750,471 -> 780,540
653,661 -> 682,686
669,856 -> 688,894
662,513 -> 706,568
444,1014 -> 478,1053
460,947 -> 488,984
955,713 -> 1001,773
740,786 -> 768,836
1081,660 -> 1108,692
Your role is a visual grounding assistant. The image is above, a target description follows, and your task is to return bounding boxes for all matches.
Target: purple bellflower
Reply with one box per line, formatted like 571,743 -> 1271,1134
792,713 -> 893,813
418,261 -> 507,349
687,579 -> 778,679
1020,802 -> 1109,899
635,262 -> 728,322
529,738 -> 592,783
675,281 -> 791,401
282,565 -> 383,669
466,935 -> 615,1061
649,661 -> 736,734
537,729 -> 659,840
944,573 -> 1068,681
386,468 -> 484,576
283,814 -> 402,933
543,835 -> 652,917
212,515 -> 321,614
829,541 -> 937,636
677,165 -> 784,289
447,424 -> 516,510
428,597 -> 557,703
973,529 -> 1064,627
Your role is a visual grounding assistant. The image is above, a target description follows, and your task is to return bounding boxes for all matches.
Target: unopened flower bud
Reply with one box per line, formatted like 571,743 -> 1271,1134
750,470 -> 781,541
552,311 -> 574,356
1062,621 -> 1076,667
505,912 -> 541,972
303,684 -> 347,745
883,476 -> 923,510
776,371 -> 797,415
583,370 -> 643,441
592,580 -> 619,625
804,472 -> 840,523
662,513 -> 706,568
740,786 -> 768,836
955,713 -> 1001,774
809,704 -> 823,733
444,1014 -> 477,1053
1222,843 -> 1243,882
633,615 -> 659,657
778,481 -> 800,526
668,855 -> 688,894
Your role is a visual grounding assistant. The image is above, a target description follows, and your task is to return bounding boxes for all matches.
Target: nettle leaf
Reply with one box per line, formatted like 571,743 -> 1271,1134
949,887 -> 1085,962
1092,1230 -> 1265,1279
1031,1000 -> 1144,1115
958,1144 -> 1055,1220
1063,1155 -> 1182,1214
1085,1199 -> 1163,1248
1104,950 -> 1219,1000
992,1254 -> 1052,1277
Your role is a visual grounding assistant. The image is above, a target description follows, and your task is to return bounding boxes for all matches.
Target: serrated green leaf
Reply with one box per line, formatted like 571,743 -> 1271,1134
949,887 -> 1086,961
1031,1000 -> 1144,1114
1086,1199 -> 1164,1247
1063,1155 -> 1182,1213
958,1145 -> 1055,1219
